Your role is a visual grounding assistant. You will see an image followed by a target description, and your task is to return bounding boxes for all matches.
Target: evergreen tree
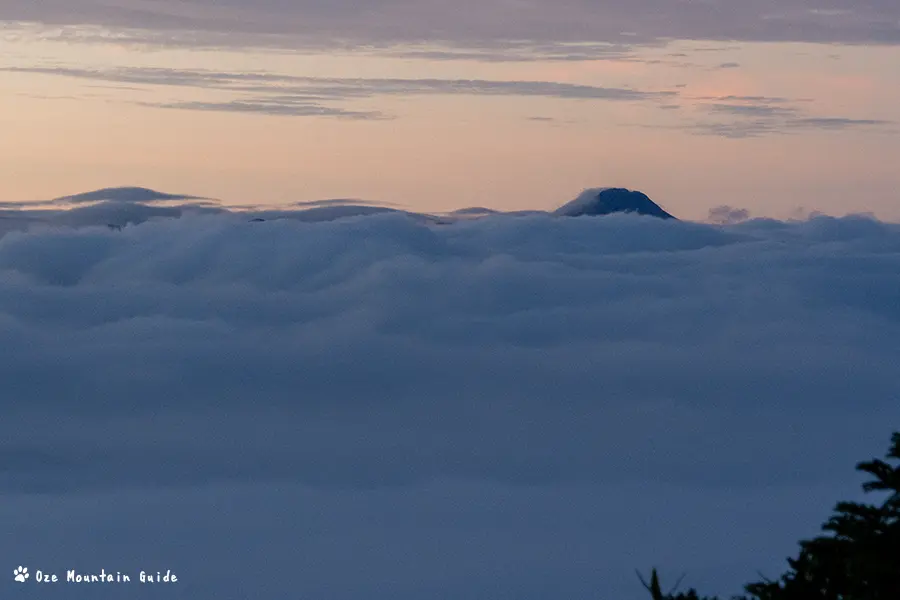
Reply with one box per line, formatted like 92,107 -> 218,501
643,432 -> 900,600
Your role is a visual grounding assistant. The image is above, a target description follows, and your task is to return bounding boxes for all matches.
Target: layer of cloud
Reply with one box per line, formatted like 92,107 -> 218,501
707,103 -> 798,117
1,22 -> 657,61
1,197 -> 899,598
7,65 -> 884,136
1,0 -> 898,48
686,115 -> 892,138
642,96 -> 893,138
692,95 -> 798,104
2,66 -> 674,101
2,65 -> 676,119
2,480 -> 866,600
149,99 -> 387,119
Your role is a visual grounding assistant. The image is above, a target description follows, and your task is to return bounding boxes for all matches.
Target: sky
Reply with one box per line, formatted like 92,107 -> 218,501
1,0 -> 899,220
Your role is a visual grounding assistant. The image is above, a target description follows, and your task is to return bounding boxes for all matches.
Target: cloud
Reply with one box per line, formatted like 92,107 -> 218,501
642,116 -> 891,138
377,41 -> 640,62
706,103 -> 798,117
2,65 -> 676,118
690,45 -> 743,52
643,96 -> 894,138
1,0 -> 898,49
791,117 -> 891,129
2,66 -> 673,101
708,205 -> 752,224
525,115 -> 588,126
693,95 -> 796,103
685,115 -> 892,138
715,62 -> 741,69
1,198 -> 899,598
147,100 -> 388,119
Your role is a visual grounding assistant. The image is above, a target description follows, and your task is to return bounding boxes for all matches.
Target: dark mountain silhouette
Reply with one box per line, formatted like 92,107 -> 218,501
35,185 -> 677,226
554,188 -> 676,219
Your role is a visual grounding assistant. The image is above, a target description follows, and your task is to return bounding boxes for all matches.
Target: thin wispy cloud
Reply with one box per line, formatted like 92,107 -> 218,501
706,104 -> 799,117
792,117 -> 891,129
640,95 -> 894,138
1,66 -> 675,101
147,100 -> 388,119
377,41 -> 640,62
681,117 -> 892,138
693,95 -> 798,104
2,65 -> 677,119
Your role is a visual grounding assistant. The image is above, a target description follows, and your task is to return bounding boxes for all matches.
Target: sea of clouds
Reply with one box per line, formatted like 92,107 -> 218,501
1,201 -> 898,599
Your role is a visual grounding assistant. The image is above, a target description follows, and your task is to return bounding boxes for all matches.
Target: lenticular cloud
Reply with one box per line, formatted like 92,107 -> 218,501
1,208 -> 899,599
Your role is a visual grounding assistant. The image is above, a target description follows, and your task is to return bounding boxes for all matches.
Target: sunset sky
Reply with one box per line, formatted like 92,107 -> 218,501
4,5 -> 900,599
1,2 -> 898,220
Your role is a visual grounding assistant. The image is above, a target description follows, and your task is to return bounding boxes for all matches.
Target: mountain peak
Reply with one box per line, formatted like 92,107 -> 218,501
554,188 -> 676,219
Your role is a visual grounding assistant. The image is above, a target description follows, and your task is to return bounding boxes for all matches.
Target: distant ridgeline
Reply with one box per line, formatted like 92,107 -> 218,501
10,185 -> 678,230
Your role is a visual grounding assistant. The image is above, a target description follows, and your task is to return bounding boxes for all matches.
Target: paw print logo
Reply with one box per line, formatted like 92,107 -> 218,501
13,566 -> 29,582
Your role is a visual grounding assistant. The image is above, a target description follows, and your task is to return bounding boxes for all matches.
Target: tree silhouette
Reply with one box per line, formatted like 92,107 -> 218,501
643,431 -> 900,600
